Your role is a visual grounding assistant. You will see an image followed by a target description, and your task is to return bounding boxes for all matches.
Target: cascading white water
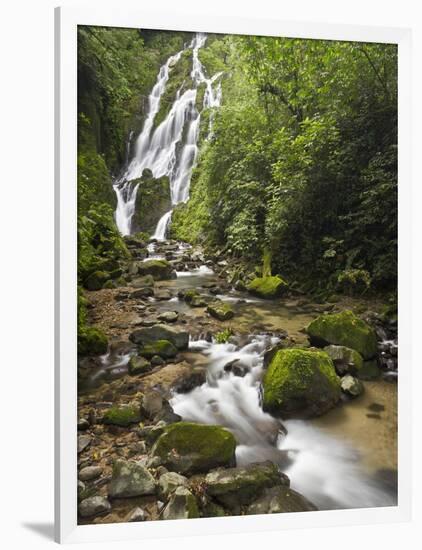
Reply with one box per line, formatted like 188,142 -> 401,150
114,33 -> 223,238
171,336 -> 397,510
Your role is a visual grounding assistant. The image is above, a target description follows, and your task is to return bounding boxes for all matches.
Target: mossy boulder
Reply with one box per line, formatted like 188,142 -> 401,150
128,356 -> 152,375
78,326 -> 108,356
162,486 -> 199,520
306,310 -> 378,359
151,422 -> 237,474
262,348 -> 341,418
206,301 -> 234,321
246,485 -> 317,515
323,345 -> 364,376
131,170 -> 171,234
205,461 -> 288,509
108,459 -> 155,498
137,260 -> 173,281
139,340 -> 178,359
102,404 -> 141,427
247,276 -> 288,299
83,270 -> 110,290
129,324 -> 189,350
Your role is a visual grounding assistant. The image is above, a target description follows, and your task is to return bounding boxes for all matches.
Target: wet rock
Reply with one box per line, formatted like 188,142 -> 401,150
171,367 -> 207,393
78,434 -> 92,454
359,359 -> 382,380
153,403 -> 182,425
139,339 -> 178,359
151,355 -> 165,366
129,324 -> 189,350
84,271 -> 110,291
263,348 -> 341,418
205,461 -> 288,509
162,486 -> 200,520
151,422 -> 237,474
323,344 -> 363,376
223,359 -> 248,377
340,374 -> 364,397
141,391 -> 163,419
77,418 -> 90,431
158,471 -> 188,498
130,274 -> 154,288
79,465 -> 103,482
157,311 -> 179,323
102,404 -> 141,427
306,310 -> 377,359
137,259 -> 173,281
128,356 -> 152,375
79,496 -> 111,518
108,460 -> 156,498
131,287 -> 154,299
126,506 -> 147,522
247,276 -> 288,299
246,485 -> 317,514
206,301 -> 234,321
155,289 -> 172,301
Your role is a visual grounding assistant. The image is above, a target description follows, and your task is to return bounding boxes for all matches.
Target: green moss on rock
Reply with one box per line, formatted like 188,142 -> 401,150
151,422 -> 237,474
206,301 -> 234,321
137,259 -> 173,281
139,340 -> 178,359
83,270 -> 110,290
78,326 -> 108,356
102,404 -> 141,427
306,310 -> 378,359
262,348 -> 341,418
128,356 -> 152,375
247,276 -> 288,299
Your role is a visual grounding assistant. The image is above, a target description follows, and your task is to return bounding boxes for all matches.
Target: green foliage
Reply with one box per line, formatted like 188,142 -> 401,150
337,269 -> 371,296
77,288 -> 108,356
214,328 -> 233,343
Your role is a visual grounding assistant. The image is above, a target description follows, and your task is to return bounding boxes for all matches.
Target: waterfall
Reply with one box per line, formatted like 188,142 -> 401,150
113,33 -> 223,237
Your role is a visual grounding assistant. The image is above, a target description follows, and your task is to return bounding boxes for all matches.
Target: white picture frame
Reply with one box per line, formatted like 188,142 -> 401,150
55,5 -> 412,543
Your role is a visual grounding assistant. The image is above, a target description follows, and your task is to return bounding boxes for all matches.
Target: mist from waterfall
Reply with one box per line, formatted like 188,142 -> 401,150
113,33 -> 222,238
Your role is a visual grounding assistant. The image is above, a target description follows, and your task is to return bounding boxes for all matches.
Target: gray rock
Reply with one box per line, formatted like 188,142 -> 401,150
129,324 -> 189,350
161,486 -> 199,520
126,507 -> 147,522
79,465 -> 103,482
205,461 -> 288,509
157,311 -> 179,323
78,434 -> 92,454
158,472 -> 188,498
323,345 -> 364,376
341,374 -> 364,397
79,496 -> 111,518
128,355 -> 152,375
77,418 -> 90,431
108,460 -> 156,498
155,289 -> 172,301
247,486 -> 317,514
141,391 -> 163,419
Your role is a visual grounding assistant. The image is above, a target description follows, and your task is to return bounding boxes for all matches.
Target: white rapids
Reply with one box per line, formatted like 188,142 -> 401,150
114,33 -> 223,237
171,335 -> 397,511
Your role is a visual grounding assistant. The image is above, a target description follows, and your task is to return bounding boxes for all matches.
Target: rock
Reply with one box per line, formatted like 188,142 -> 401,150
77,418 -> 90,431
205,461 -> 288,509
153,404 -> 182,424
84,271 -> 110,291
323,344 -> 364,375
206,301 -> 234,321
139,340 -> 178,359
179,289 -> 208,308
126,507 -> 147,522
131,287 -> 154,299
79,496 -> 111,518
157,311 -> 179,323
78,434 -> 92,454
155,289 -> 172,301
78,327 -> 108,356
340,374 -> 364,397
158,472 -> 188,498
77,480 -> 86,497
359,359 -> 382,380
130,274 -> 154,288
247,276 -> 288,299
246,486 -> 317,514
201,500 -> 226,517
137,260 -> 173,281
151,422 -> 237,474
151,355 -> 165,366
223,359 -> 248,377
102,404 -> 141,427
171,367 -> 207,393
306,310 -> 377,359
129,324 -> 189,350
162,486 -> 199,520
262,348 -> 341,418
79,465 -> 103,482
141,391 -> 164,419
128,356 -> 152,375
108,460 -> 156,498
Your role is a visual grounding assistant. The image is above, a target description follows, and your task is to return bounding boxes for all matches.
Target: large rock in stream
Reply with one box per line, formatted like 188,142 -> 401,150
247,276 -> 288,298
108,459 -> 156,498
306,310 -> 377,359
204,461 -> 289,509
247,486 -> 317,514
137,259 -> 174,281
262,348 -> 341,418
129,324 -> 189,350
151,422 -> 237,474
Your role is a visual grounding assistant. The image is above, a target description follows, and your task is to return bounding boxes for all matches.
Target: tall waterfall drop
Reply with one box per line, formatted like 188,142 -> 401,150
114,33 -> 222,238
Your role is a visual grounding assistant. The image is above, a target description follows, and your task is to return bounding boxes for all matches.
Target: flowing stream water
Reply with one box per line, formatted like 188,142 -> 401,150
114,33 -> 222,238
